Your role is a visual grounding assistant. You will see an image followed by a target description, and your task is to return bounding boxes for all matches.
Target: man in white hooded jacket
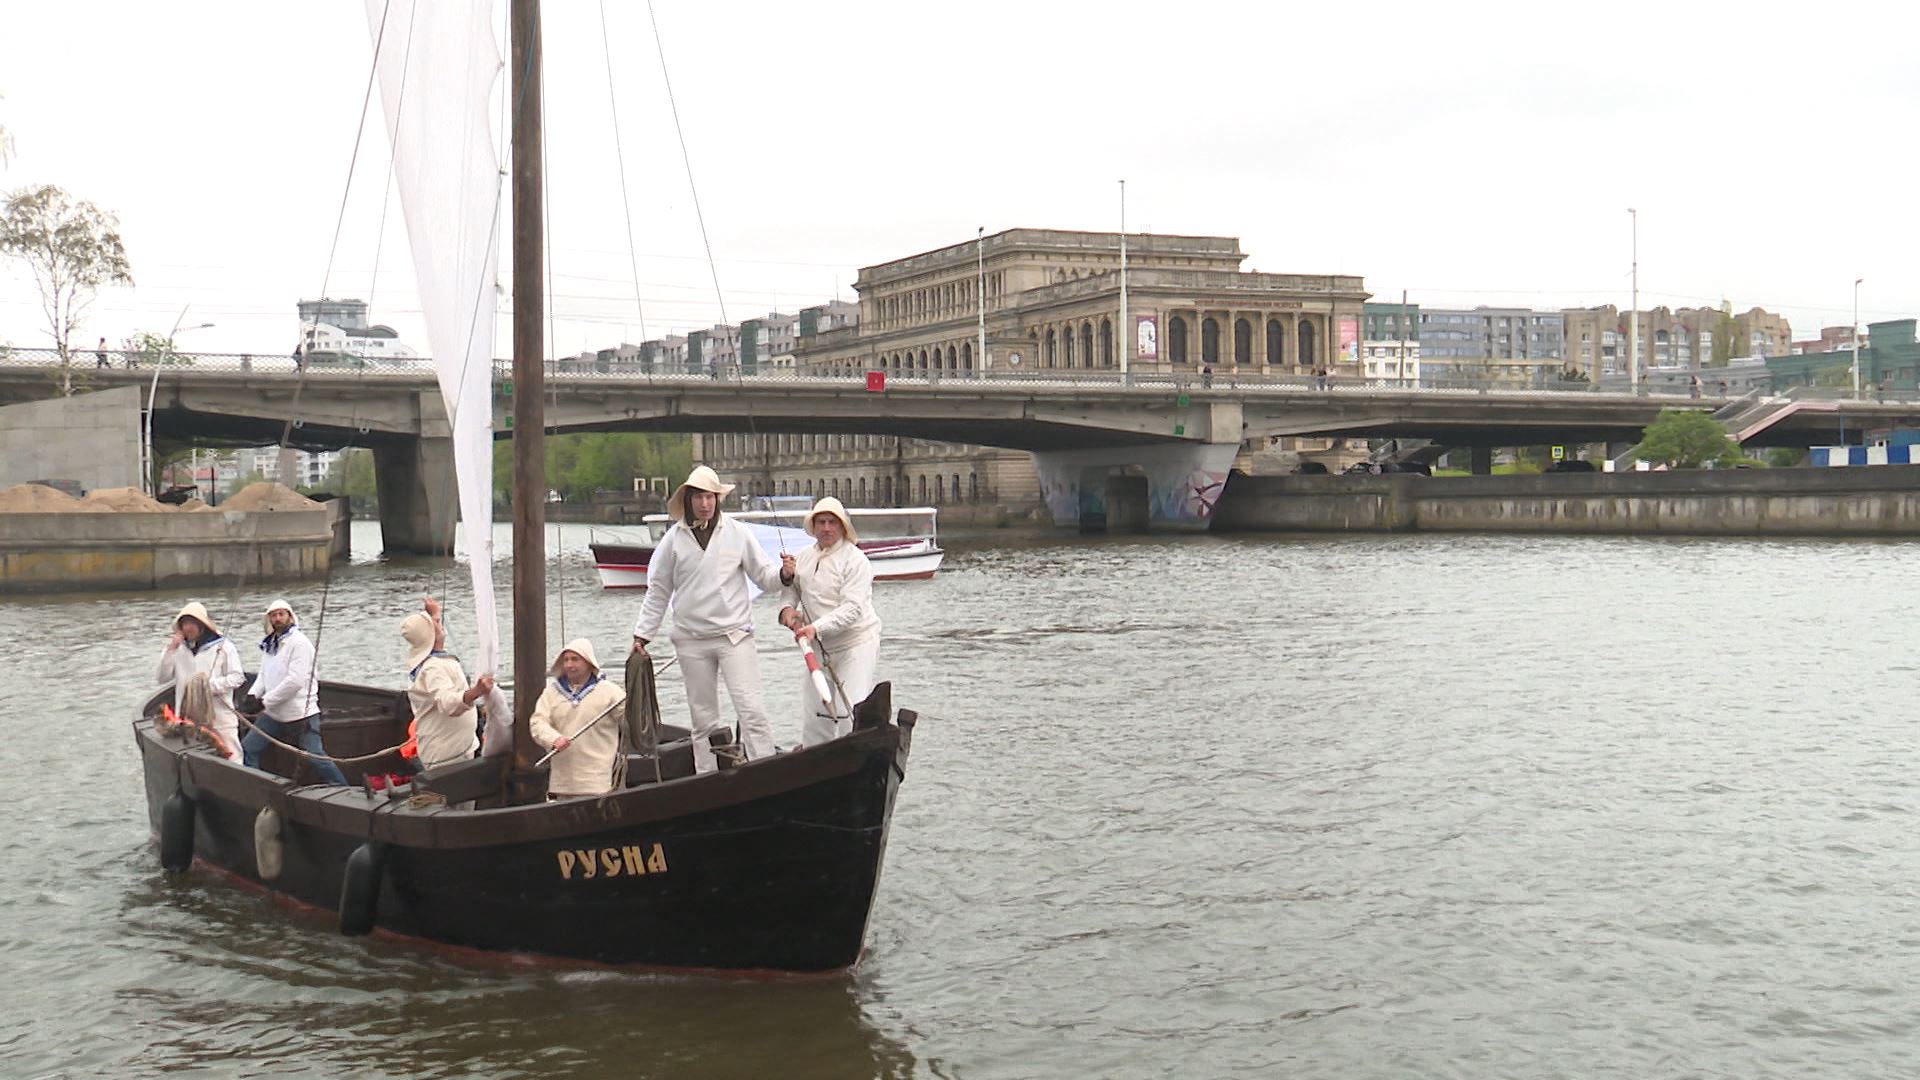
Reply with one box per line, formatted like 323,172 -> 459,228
154,601 -> 245,759
632,466 -> 786,773
243,598 -> 348,785
776,496 -> 882,747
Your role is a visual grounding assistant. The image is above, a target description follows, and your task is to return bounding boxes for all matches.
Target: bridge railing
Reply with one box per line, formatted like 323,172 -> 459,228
0,345 -> 1748,401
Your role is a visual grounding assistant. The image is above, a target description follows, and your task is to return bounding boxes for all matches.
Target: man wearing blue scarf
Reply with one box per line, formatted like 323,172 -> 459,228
242,598 -> 348,785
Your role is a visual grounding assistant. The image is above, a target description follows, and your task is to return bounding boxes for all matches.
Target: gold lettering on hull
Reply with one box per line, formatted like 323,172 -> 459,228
556,843 -> 668,881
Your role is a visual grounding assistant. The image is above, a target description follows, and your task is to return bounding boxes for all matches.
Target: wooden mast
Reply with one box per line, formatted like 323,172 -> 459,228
509,0 -> 546,781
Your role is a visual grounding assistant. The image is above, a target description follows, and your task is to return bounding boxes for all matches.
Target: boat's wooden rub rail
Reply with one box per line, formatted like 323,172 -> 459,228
140,711 -> 903,850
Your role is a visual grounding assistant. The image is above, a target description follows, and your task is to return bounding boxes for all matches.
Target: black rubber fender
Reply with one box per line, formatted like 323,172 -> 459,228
159,790 -> 195,873
338,841 -> 389,936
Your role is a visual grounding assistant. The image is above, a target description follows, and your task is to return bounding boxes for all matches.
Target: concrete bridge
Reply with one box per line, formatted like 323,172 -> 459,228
5,351 -> 1916,550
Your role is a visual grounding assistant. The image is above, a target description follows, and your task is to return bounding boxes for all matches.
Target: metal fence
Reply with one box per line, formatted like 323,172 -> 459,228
0,345 -> 1759,402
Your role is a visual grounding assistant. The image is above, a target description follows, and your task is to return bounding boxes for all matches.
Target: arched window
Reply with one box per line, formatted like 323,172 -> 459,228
1100,319 -> 1113,367
1046,329 -> 1057,367
1234,318 -> 1251,366
952,473 -> 961,504
970,473 -> 980,502
1168,317 -> 1188,364
1267,319 -> 1284,366
1299,320 -> 1317,366
934,475 -> 945,504
1081,323 -> 1094,370
1062,327 -> 1074,368
946,345 -> 956,370
963,342 -> 973,369
858,477 -> 867,504
881,475 -> 892,505
919,349 -> 929,371
1202,318 -> 1220,366
917,475 -> 928,503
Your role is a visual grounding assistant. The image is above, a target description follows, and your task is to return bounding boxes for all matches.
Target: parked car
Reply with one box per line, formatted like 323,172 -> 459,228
1294,461 -> 1330,475
1344,461 -> 1431,476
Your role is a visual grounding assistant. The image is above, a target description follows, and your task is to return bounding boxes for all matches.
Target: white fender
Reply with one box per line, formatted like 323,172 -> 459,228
253,807 -> 284,880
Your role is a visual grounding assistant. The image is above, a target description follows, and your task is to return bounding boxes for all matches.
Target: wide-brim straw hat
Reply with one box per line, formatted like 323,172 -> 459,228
175,601 -> 221,637
804,496 -> 858,544
549,637 -> 602,676
665,465 -> 736,522
400,611 -> 436,671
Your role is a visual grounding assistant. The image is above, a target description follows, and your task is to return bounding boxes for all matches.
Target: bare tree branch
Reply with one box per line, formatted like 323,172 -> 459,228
0,184 -> 134,394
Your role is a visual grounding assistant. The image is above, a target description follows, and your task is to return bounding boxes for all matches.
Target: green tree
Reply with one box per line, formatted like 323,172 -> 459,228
1765,447 -> 1806,468
492,432 -> 692,504
229,470 -> 270,500
124,330 -> 194,366
1632,409 -> 1741,469
0,184 -> 133,394
315,447 -> 378,514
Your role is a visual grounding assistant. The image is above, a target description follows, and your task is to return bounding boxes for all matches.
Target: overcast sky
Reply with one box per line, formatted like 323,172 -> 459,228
2,1 -> 1915,358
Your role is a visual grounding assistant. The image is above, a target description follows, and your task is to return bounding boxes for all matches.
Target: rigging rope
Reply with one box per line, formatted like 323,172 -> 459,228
365,0 -> 420,326
599,0 -> 650,342
321,0 -> 395,305
646,0 -> 728,329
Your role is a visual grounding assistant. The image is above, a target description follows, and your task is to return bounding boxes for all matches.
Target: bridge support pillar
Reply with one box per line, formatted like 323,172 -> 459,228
1034,443 -> 1238,532
1469,446 -> 1494,476
1104,474 -> 1150,533
373,436 -> 458,555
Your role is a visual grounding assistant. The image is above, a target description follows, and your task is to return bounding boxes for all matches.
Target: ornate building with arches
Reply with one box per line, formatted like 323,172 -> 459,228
702,229 -> 1369,514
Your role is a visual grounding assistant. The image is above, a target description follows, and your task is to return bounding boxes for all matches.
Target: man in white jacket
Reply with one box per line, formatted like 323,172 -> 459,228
777,496 -> 882,747
242,598 -> 348,785
632,466 -> 787,774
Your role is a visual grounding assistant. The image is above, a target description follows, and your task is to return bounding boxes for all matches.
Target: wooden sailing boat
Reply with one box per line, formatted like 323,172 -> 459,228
132,0 -> 915,974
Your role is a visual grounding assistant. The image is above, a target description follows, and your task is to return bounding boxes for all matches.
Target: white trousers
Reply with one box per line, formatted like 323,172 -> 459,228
672,633 -> 774,773
801,636 -> 880,747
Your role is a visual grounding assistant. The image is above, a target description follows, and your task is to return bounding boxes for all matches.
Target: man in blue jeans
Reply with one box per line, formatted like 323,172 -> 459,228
241,598 -> 348,785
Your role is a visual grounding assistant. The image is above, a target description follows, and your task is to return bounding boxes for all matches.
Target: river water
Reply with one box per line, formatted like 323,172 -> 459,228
5,521 -> 1920,1078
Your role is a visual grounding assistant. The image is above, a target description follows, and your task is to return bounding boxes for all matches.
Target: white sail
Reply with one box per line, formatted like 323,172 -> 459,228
364,0 -> 505,677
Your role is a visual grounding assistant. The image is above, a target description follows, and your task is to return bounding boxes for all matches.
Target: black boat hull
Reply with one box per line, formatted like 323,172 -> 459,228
136,683 -> 912,974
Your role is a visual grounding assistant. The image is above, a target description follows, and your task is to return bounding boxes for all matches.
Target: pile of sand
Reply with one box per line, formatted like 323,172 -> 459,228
0,484 -> 108,513
82,486 -> 168,512
223,482 -> 321,512
171,497 -> 212,512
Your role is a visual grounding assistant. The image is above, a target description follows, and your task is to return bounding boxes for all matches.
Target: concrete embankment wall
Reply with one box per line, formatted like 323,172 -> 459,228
0,509 -> 335,593
1212,467 -> 1920,537
0,386 -> 143,491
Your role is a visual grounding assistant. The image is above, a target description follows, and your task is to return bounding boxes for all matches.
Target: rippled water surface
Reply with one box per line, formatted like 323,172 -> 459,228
6,522 -> 1920,1078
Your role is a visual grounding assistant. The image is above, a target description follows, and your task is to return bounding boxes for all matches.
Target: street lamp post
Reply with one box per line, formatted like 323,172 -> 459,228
1119,179 -> 1129,383
976,227 -> 987,377
144,320 -> 215,496
1852,277 -> 1864,399
1628,208 -> 1639,395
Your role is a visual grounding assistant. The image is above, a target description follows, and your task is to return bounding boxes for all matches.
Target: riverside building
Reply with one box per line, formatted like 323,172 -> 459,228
699,228 -> 1370,514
